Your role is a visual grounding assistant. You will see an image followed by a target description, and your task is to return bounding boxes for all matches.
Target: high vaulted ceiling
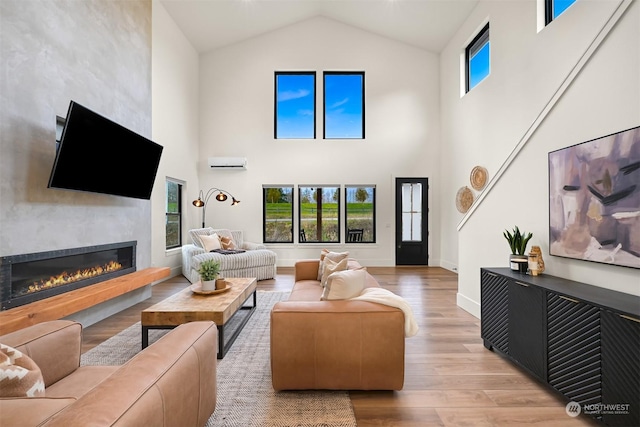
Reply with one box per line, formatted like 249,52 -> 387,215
160,0 -> 479,54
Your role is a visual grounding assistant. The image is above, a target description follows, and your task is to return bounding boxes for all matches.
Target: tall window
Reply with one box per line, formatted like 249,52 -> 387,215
263,186 -> 294,243
166,179 -> 182,249
345,186 -> 375,243
299,186 -> 340,243
465,24 -> 490,93
323,72 -> 365,139
545,0 -> 577,24
275,72 -> 316,139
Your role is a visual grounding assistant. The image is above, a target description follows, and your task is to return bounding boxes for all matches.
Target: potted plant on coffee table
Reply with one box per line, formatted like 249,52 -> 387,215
198,259 -> 221,291
503,226 -> 533,273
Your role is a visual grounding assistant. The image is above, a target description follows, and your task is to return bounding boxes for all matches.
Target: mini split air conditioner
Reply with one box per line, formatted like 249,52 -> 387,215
208,157 -> 247,170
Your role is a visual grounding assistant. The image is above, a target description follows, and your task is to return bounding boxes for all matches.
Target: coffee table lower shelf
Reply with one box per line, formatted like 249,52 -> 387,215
141,278 -> 258,359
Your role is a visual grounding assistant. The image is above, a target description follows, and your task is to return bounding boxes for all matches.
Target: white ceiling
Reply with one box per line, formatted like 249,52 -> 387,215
160,0 -> 479,54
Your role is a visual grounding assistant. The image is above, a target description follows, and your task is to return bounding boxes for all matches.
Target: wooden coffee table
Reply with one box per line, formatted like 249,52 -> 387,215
141,277 -> 257,359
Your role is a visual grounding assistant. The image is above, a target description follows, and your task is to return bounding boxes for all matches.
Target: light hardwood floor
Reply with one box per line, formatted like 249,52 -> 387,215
81,267 -> 600,426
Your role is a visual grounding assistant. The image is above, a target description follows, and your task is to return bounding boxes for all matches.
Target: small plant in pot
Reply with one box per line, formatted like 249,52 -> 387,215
198,259 -> 221,291
503,226 -> 533,273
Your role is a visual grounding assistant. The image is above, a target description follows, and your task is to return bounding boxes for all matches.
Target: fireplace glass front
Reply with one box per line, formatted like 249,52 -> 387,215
1,241 -> 136,311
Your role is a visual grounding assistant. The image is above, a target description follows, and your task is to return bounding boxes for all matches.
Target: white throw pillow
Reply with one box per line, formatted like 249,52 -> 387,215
321,269 -> 367,300
320,257 -> 349,288
189,227 -> 214,248
201,233 -> 221,252
317,249 -> 349,280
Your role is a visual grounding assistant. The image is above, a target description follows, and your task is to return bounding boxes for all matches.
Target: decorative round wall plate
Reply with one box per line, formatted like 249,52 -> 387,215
470,166 -> 488,191
456,186 -> 474,213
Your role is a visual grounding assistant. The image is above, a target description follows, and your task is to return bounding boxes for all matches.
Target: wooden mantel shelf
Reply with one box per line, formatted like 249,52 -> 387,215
0,267 -> 170,335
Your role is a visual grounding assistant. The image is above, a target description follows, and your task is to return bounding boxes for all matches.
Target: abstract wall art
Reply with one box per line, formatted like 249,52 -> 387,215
549,126 -> 640,269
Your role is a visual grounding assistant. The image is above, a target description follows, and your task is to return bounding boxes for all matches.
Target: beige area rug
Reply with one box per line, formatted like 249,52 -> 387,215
81,291 -> 357,427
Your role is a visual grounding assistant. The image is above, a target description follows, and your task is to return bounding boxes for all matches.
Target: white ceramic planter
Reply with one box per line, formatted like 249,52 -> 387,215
201,279 -> 217,291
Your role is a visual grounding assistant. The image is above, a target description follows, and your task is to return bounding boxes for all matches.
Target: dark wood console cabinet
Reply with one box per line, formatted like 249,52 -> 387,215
481,268 -> 640,427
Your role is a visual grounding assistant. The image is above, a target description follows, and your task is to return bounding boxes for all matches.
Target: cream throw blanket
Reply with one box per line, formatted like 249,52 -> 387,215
352,288 -> 419,337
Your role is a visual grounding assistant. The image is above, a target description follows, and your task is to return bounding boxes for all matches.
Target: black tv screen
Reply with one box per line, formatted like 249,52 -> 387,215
48,101 -> 163,200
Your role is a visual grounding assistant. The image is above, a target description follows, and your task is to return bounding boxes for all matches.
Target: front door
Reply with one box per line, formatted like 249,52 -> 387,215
395,178 -> 428,265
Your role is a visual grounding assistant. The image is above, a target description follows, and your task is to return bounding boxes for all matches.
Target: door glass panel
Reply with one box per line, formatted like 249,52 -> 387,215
412,213 -> 422,240
402,184 -> 412,211
412,184 -> 422,210
402,213 -> 412,240
401,183 -> 423,242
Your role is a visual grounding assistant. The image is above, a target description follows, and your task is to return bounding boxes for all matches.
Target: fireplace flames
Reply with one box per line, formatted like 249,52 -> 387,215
24,261 -> 123,295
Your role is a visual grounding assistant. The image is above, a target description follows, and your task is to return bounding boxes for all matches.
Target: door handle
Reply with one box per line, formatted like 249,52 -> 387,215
559,295 -> 580,304
620,314 -> 640,324
515,281 -> 530,287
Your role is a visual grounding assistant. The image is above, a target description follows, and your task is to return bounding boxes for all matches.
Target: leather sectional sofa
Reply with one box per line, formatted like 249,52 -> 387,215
270,259 -> 405,390
0,320 -> 217,426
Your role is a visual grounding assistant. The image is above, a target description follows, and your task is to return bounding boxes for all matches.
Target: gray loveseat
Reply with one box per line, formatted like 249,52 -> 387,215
182,228 -> 277,283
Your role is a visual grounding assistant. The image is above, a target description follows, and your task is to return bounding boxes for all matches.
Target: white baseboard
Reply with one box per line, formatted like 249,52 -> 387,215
440,259 -> 458,273
457,292 -> 480,319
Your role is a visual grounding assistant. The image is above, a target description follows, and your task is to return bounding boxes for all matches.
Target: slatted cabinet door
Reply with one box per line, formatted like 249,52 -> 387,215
480,270 -> 509,354
508,279 -> 546,381
600,309 -> 640,427
547,293 -> 601,410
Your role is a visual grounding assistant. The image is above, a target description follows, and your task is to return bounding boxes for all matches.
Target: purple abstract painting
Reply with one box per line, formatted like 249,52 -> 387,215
549,126 -> 640,269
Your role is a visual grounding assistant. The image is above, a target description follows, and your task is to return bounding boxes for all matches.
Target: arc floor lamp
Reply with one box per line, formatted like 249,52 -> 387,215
192,187 -> 240,228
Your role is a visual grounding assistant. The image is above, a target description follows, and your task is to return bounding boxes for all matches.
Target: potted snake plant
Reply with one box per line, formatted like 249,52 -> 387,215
198,259 -> 221,291
503,226 -> 533,273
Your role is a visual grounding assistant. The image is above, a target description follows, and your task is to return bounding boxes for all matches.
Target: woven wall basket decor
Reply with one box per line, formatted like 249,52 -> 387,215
470,166 -> 488,191
456,186 -> 474,213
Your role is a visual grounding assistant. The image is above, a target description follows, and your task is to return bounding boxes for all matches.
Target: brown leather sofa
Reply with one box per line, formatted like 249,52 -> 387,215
0,319 -> 217,426
270,259 -> 405,391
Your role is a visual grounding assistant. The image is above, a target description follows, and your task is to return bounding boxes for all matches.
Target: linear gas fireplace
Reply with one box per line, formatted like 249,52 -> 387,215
0,241 -> 136,311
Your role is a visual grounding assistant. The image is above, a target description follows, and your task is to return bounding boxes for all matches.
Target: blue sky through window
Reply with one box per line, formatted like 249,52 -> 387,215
276,73 -> 315,139
469,41 -> 490,90
324,73 -> 364,139
553,0 -> 577,19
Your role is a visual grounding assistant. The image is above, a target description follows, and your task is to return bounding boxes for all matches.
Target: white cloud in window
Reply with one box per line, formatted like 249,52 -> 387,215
278,89 -> 311,102
329,98 -> 349,109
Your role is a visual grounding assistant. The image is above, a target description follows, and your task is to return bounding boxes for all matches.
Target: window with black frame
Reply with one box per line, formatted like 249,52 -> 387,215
323,72 -> 365,139
263,186 -> 294,243
345,186 -> 375,243
274,71 -> 316,139
166,179 -> 182,249
298,186 -> 340,243
465,23 -> 490,93
545,0 -> 577,25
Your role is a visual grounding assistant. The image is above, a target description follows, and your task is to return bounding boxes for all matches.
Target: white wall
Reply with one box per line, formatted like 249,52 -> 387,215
198,16 -> 442,266
440,0 -> 639,317
151,1 -> 201,276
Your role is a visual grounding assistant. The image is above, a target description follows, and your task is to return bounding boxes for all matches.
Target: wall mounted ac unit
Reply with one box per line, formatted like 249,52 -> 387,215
208,157 -> 247,169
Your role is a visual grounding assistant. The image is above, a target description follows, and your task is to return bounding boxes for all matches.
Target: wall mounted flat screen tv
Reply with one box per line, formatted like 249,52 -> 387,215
48,101 -> 163,200
549,125 -> 640,269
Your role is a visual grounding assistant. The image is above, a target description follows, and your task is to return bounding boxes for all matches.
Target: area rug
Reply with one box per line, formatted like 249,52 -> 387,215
81,291 -> 357,427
